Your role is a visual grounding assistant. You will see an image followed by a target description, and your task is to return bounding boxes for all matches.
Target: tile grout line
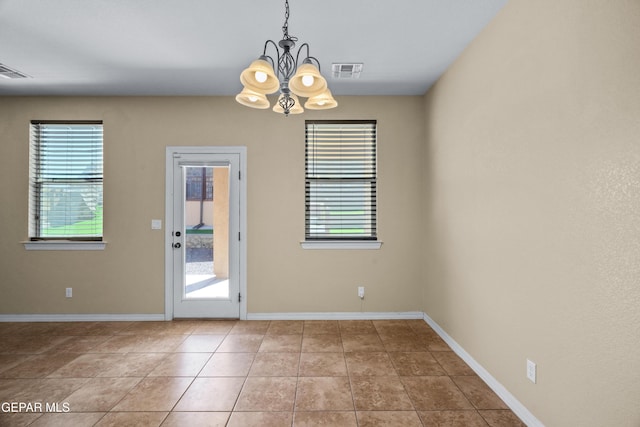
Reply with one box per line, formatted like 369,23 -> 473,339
339,323 -> 360,427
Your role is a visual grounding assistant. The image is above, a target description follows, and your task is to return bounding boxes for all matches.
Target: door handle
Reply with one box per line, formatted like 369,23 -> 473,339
173,242 -> 181,249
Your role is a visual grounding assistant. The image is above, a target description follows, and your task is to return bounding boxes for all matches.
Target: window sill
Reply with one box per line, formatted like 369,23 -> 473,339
300,241 -> 382,250
23,241 -> 107,251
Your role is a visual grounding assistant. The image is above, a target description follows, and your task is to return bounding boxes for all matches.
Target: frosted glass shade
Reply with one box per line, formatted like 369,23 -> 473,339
239,59 -> 279,94
304,89 -> 338,110
235,87 -> 270,109
289,63 -> 327,97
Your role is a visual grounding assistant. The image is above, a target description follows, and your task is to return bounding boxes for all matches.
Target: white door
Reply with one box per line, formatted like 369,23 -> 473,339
165,147 -> 246,319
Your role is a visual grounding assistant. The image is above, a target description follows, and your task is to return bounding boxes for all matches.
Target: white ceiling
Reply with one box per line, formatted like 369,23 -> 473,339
0,0 -> 507,96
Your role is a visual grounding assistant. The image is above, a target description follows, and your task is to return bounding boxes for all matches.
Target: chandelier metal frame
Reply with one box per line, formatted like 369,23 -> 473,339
236,0 -> 337,116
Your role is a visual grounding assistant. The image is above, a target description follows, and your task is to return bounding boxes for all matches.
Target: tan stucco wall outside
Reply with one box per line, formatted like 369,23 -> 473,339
0,95 -> 425,315
213,166 -> 229,278
421,0 -> 640,426
185,201 -> 213,227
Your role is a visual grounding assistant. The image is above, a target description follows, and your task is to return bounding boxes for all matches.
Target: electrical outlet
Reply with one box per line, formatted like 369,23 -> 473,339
526,359 -> 536,383
65,288 -> 73,298
358,286 -> 365,299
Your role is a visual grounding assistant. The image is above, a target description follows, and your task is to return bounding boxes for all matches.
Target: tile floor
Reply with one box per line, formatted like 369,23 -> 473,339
0,320 -> 526,426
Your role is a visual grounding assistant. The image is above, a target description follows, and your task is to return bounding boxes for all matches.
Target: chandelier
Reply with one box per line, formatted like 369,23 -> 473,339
235,0 -> 337,116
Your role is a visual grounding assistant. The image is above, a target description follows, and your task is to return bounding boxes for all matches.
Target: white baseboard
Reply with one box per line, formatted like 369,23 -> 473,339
422,312 -> 544,427
247,311 -> 424,321
0,314 -> 165,322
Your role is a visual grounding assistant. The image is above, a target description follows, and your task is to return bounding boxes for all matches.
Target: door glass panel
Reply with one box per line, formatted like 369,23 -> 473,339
184,165 -> 230,299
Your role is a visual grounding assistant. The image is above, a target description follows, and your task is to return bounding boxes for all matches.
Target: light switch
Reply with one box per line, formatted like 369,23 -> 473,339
151,219 -> 162,230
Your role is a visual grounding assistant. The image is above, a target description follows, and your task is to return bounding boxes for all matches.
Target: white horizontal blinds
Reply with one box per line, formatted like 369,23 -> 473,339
305,120 -> 377,240
29,122 -> 103,240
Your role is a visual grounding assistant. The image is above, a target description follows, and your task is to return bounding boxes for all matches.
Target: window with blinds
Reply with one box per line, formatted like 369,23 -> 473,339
29,122 -> 104,240
305,120 -> 377,240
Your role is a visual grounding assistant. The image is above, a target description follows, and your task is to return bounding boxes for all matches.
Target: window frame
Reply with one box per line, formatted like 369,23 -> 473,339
24,120 -> 105,251
302,120 -> 381,250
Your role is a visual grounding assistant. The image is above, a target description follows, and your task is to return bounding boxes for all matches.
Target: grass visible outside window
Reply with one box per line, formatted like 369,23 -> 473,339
29,122 -> 103,241
305,120 -> 377,241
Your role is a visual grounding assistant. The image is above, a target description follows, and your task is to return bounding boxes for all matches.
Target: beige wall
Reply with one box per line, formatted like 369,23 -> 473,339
422,0 -> 640,426
0,95 -> 425,315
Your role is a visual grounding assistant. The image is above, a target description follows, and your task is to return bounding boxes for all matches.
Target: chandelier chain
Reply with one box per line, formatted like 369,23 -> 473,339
281,0 -> 297,43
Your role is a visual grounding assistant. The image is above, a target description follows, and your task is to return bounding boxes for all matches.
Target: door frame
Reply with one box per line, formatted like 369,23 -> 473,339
165,146 -> 247,320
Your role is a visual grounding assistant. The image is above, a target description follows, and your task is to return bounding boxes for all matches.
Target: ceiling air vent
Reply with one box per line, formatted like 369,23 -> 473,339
332,63 -> 363,79
0,63 -> 30,79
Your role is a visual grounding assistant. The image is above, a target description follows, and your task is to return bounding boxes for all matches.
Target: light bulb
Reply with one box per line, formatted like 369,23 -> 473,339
248,95 -> 258,103
255,71 -> 268,83
302,75 -> 314,87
